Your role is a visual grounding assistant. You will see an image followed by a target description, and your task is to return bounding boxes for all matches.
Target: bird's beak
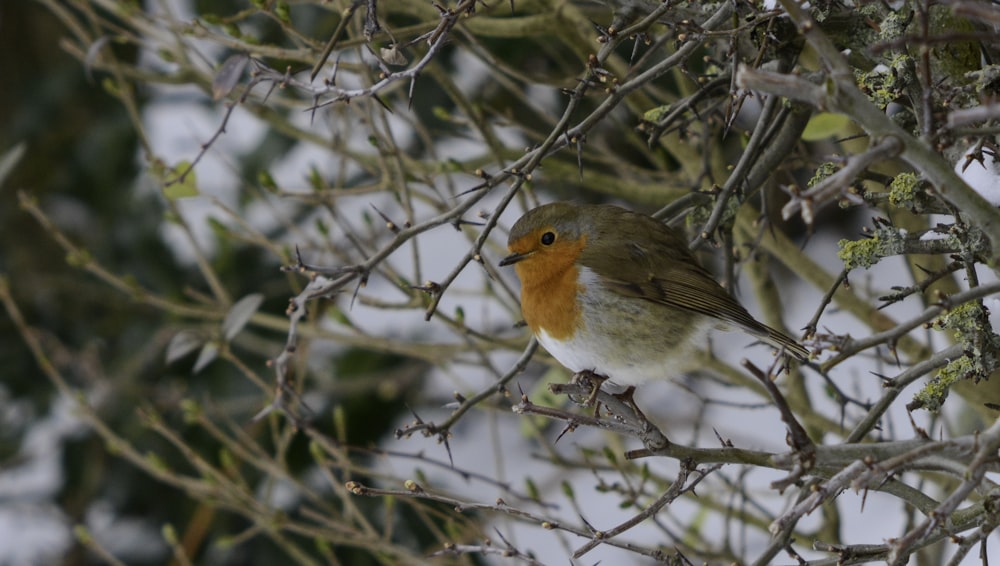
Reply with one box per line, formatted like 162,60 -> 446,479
499,251 -> 530,267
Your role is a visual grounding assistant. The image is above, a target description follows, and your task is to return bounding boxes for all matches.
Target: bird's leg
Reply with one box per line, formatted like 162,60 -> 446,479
612,386 -> 670,451
612,386 -> 647,422
569,370 -> 608,408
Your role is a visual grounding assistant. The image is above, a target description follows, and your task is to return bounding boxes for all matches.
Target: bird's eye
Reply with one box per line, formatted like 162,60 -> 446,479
540,231 -> 556,245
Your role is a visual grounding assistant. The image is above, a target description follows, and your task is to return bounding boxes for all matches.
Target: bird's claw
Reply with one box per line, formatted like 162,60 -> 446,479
569,370 -> 608,408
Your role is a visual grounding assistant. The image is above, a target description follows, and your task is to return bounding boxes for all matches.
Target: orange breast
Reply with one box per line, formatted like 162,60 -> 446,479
516,259 -> 584,341
514,238 -> 586,340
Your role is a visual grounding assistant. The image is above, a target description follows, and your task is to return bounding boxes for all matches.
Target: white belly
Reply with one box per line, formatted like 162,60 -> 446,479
536,321 -> 711,386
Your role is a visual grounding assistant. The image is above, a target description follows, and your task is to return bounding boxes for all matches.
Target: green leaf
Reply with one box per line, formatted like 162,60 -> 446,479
642,104 -> 672,123
166,330 -> 204,363
162,524 -> 179,545
222,293 -> 264,341
802,112 -> 852,141
258,169 -> 278,192
518,366 -> 568,436
275,1 -> 290,23
162,161 -> 199,199
0,142 -> 26,189
212,53 -> 249,101
525,478 -> 539,500
193,342 -> 218,373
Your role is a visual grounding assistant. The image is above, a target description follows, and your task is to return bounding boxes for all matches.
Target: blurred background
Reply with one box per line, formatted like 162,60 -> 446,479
4,0 -> 1000,564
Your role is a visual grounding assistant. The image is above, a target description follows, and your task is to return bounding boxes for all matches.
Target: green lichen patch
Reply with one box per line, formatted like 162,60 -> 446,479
837,226 -> 908,271
838,236 -> 883,270
935,300 -> 986,336
856,66 -> 901,110
808,162 -> 839,189
887,173 -> 919,207
915,301 -> 1000,411
912,356 -> 968,412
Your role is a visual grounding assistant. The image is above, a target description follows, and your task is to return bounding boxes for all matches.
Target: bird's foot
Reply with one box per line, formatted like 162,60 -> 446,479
569,370 -> 608,408
612,386 -> 647,421
612,386 -> 670,451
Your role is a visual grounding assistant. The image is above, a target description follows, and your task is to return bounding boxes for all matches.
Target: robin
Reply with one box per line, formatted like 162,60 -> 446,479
499,202 -> 808,385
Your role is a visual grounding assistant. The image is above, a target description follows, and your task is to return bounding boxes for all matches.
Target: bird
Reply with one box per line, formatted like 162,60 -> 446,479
499,202 -> 808,386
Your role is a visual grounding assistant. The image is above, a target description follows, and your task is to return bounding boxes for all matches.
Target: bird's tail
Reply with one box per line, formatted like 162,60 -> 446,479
761,326 -> 810,361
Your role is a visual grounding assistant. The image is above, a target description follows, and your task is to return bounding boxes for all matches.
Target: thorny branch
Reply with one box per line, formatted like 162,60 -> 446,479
781,136 -> 903,225
28,0 -> 1000,563
263,0 -> 740,421
345,473 -> 700,562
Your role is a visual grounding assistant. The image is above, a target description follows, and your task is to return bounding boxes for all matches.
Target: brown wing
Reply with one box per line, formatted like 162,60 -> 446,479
581,205 -> 808,359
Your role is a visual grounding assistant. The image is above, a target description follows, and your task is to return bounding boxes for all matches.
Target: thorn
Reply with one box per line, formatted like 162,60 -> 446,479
371,93 -> 393,114
554,423 -> 576,444
408,74 -> 418,110
350,272 -> 368,308
370,203 -> 399,233
410,280 -> 441,295
443,434 -> 454,467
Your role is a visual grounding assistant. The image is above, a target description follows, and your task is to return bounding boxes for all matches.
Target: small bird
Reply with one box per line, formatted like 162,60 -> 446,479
499,202 -> 808,385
